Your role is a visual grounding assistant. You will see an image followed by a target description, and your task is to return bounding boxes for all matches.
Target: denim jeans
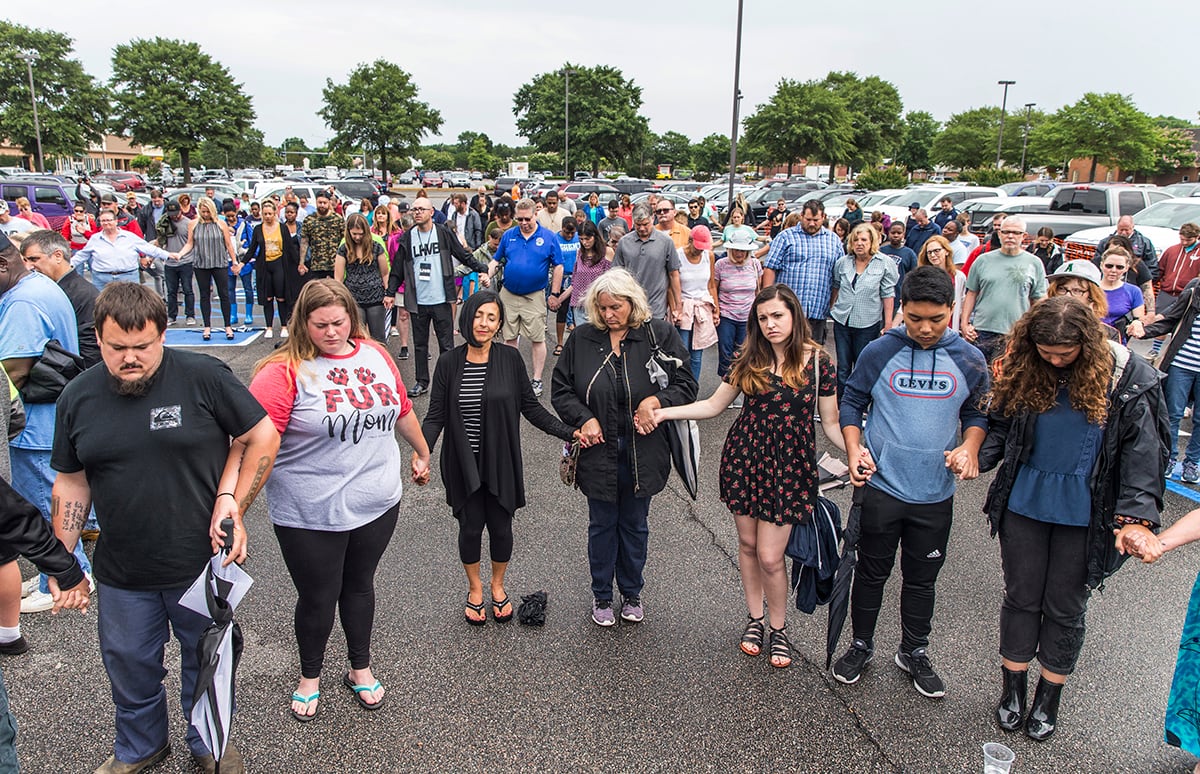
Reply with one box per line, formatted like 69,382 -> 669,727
164,264 -> 195,320
832,320 -> 882,397
227,272 -> 254,324
716,316 -> 747,378
98,584 -> 214,762
91,269 -> 139,292
1165,365 -> 1200,465
674,327 -> 705,381
8,446 -> 91,593
586,440 -> 651,601
973,331 -> 1006,363
0,666 -> 18,773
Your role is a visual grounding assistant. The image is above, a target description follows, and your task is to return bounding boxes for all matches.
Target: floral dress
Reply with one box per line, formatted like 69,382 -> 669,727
719,351 -> 835,525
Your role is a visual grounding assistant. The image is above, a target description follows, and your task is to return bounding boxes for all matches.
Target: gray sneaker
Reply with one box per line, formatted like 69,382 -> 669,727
620,597 -> 644,623
591,599 -> 615,627
1167,459 -> 1182,479
1185,461 -> 1200,484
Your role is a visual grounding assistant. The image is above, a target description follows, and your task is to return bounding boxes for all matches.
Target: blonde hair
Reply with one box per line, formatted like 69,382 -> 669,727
584,268 -> 653,330
847,222 -> 880,255
196,196 -> 217,221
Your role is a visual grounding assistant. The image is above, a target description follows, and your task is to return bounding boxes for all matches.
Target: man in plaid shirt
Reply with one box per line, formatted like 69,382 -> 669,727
762,199 -> 845,344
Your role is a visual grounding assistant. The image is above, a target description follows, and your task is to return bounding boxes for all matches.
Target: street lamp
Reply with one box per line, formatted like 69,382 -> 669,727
1020,103 -> 1036,175
561,67 -> 576,178
727,0 -> 745,210
20,53 -> 44,173
995,80 -> 1015,169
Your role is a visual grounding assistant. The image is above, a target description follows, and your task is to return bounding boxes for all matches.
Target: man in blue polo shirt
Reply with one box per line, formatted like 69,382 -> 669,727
486,198 -> 562,397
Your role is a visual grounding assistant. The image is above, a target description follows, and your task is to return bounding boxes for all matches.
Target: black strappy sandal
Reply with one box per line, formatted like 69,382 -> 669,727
740,615 -> 765,657
464,596 -> 487,626
769,626 -> 793,669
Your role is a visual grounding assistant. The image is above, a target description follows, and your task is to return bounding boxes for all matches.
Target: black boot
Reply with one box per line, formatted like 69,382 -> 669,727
1025,677 -> 1063,741
995,667 -> 1027,732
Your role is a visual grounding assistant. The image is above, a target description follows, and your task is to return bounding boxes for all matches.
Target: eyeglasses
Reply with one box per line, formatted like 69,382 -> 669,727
1101,263 -> 1126,270
1060,288 -> 1090,297
655,208 -> 673,214
515,216 -> 533,222
926,248 -> 946,255
999,230 -> 1025,236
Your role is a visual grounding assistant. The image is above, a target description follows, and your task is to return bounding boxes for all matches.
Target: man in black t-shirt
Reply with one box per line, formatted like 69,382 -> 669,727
50,283 -> 278,774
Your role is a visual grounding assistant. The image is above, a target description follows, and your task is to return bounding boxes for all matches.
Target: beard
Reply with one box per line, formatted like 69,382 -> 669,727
107,368 -> 157,397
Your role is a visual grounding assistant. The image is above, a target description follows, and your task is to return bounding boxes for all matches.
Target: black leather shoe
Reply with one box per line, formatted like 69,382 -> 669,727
996,667 -> 1027,731
409,383 -> 427,397
0,636 -> 28,656
1025,677 -> 1063,741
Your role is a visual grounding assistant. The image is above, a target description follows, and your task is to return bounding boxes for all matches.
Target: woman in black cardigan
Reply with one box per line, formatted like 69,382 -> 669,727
421,291 -> 578,625
245,199 -> 303,338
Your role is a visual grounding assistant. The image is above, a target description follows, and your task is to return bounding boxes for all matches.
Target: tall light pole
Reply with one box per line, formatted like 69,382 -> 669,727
727,0 -> 745,211
995,79 -> 1015,169
1020,102 -> 1036,175
561,67 -> 575,178
20,53 -> 44,173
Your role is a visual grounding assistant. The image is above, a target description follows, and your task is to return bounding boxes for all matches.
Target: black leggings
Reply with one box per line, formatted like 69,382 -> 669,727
274,503 -> 399,679
850,485 -> 953,654
193,266 -> 231,328
455,488 -> 513,565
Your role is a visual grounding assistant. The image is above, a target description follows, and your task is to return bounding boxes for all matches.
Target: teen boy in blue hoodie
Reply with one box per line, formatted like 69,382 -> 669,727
833,266 -> 990,698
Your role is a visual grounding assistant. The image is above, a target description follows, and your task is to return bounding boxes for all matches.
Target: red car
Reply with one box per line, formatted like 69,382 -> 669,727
93,171 -> 146,192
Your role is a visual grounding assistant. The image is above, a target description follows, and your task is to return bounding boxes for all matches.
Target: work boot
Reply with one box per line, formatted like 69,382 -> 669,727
194,741 -> 244,774
93,744 -> 171,773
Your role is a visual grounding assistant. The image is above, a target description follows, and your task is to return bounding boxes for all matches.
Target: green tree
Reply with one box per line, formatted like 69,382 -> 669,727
691,133 -> 732,176
1032,93 -> 1158,182
958,166 -> 1025,187
1140,117 -> 1199,176
742,79 -> 853,175
526,152 -> 561,173
513,63 -> 650,177
894,111 -> 940,171
129,154 -> 153,171
110,38 -> 253,185
417,148 -> 454,171
821,72 -> 903,177
0,21 -> 109,167
856,166 -> 910,190
278,136 -> 309,167
321,59 -> 442,179
198,128 -> 274,169
653,130 -> 692,167
467,137 -> 499,174
931,106 -> 1045,170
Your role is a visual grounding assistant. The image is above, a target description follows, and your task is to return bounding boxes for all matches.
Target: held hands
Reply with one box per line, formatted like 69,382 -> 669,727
962,322 -> 978,343
209,507 -> 247,567
634,397 -> 661,435
1113,524 -> 1164,563
48,576 -> 90,615
1126,320 -> 1146,339
412,453 -> 432,482
297,264 -> 308,276
383,296 -> 395,311
944,445 -> 980,481
847,446 -> 876,487
578,418 -> 604,448
547,295 -> 561,311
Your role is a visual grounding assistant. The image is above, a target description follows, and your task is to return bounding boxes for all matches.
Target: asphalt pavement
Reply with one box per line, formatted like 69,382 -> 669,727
5,320 -> 1199,773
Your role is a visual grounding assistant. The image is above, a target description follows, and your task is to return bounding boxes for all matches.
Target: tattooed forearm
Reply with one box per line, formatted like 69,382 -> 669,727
239,455 -> 271,513
55,500 -> 89,532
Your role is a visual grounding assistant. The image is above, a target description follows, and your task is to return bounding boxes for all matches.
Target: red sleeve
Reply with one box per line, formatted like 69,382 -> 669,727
60,219 -> 70,240
248,361 -> 298,434
963,245 -> 985,276
122,220 -> 144,239
361,339 -> 413,417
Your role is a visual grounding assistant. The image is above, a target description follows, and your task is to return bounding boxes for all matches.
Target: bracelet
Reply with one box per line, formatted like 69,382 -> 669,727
1113,515 -> 1155,529
217,492 -> 237,501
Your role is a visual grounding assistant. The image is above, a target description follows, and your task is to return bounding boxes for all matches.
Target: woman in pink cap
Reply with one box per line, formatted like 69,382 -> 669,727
676,225 -> 719,379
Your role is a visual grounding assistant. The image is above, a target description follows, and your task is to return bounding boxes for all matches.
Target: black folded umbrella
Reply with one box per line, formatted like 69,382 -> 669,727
825,486 -> 864,669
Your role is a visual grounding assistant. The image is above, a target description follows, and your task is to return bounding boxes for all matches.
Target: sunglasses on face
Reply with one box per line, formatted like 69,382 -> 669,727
515,216 -> 533,222
1102,263 -> 1126,269
655,208 -> 673,214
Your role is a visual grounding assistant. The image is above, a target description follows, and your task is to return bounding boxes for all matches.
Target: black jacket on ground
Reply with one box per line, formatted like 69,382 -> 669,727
552,319 -> 698,503
0,477 -> 84,588
978,343 -> 1168,589
385,223 -> 489,313
1141,277 -> 1200,372
422,343 -> 575,515
246,223 -> 303,306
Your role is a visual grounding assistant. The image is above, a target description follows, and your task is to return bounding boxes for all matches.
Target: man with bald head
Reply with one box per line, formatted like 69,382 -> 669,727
385,198 -> 490,396
1093,215 -> 1158,276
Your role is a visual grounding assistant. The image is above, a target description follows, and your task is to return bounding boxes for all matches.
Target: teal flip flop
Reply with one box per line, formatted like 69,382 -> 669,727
290,690 -> 320,723
342,673 -> 385,710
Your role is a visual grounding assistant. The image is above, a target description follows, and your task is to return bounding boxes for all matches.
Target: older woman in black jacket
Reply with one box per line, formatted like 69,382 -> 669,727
422,291 -> 578,625
551,269 -> 698,627
976,296 -> 1167,742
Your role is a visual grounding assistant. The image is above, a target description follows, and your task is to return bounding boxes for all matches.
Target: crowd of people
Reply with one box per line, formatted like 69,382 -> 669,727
1,179 -> 1199,773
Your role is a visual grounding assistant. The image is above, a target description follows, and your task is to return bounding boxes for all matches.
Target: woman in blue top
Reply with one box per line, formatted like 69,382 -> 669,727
1097,246 -> 1144,340
978,296 -> 1165,742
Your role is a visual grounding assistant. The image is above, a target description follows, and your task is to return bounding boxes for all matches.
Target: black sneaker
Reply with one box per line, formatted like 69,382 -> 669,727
831,639 -> 873,684
399,346 -> 409,360
895,647 -> 946,698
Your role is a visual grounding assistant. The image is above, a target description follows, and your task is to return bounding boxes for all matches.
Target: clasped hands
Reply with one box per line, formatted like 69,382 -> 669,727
410,452 -> 432,486
1113,523 -> 1164,563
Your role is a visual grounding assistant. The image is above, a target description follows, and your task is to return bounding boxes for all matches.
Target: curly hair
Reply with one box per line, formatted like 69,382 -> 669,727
989,295 -> 1113,424
728,285 -> 816,395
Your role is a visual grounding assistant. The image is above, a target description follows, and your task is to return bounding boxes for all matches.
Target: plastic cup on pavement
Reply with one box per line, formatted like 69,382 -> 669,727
982,742 -> 1015,773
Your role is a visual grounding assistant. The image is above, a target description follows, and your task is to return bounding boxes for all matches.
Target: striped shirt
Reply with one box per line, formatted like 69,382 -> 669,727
1173,316 -> 1200,374
762,225 -> 844,319
460,361 -> 488,453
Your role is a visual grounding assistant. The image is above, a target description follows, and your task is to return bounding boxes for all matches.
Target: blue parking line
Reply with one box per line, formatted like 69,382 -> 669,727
1166,480 -> 1200,504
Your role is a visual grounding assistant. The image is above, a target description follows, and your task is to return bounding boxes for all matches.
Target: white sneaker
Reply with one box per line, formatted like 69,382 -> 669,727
20,590 -> 54,614
264,329 -> 273,339
85,571 -> 95,593
20,577 -> 38,598
280,328 -> 289,338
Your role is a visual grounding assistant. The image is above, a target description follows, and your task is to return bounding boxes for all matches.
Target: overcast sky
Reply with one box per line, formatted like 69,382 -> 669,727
10,0 -> 1199,151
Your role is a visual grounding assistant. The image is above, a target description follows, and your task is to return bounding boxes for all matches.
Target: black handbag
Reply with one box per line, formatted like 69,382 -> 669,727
20,339 -> 85,404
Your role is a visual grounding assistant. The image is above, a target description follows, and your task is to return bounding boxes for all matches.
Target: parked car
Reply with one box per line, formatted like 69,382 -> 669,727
959,197 -> 1053,236
873,185 -> 1006,224
320,178 -> 380,206
1164,182 -> 1200,198
659,181 -> 707,195
1060,197 -> 1200,267
421,171 -> 444,188
1016,183 -> 1173,240
469,171 -> 484,181
397,170 -> 417,185
449,172 -> 471,188
556,181 -> 620,201
249,182 -> 354,210
92,170 -> 146,192
0,179 -> 75,229
998,180 -> 1060,197
606,178 -> 656,196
